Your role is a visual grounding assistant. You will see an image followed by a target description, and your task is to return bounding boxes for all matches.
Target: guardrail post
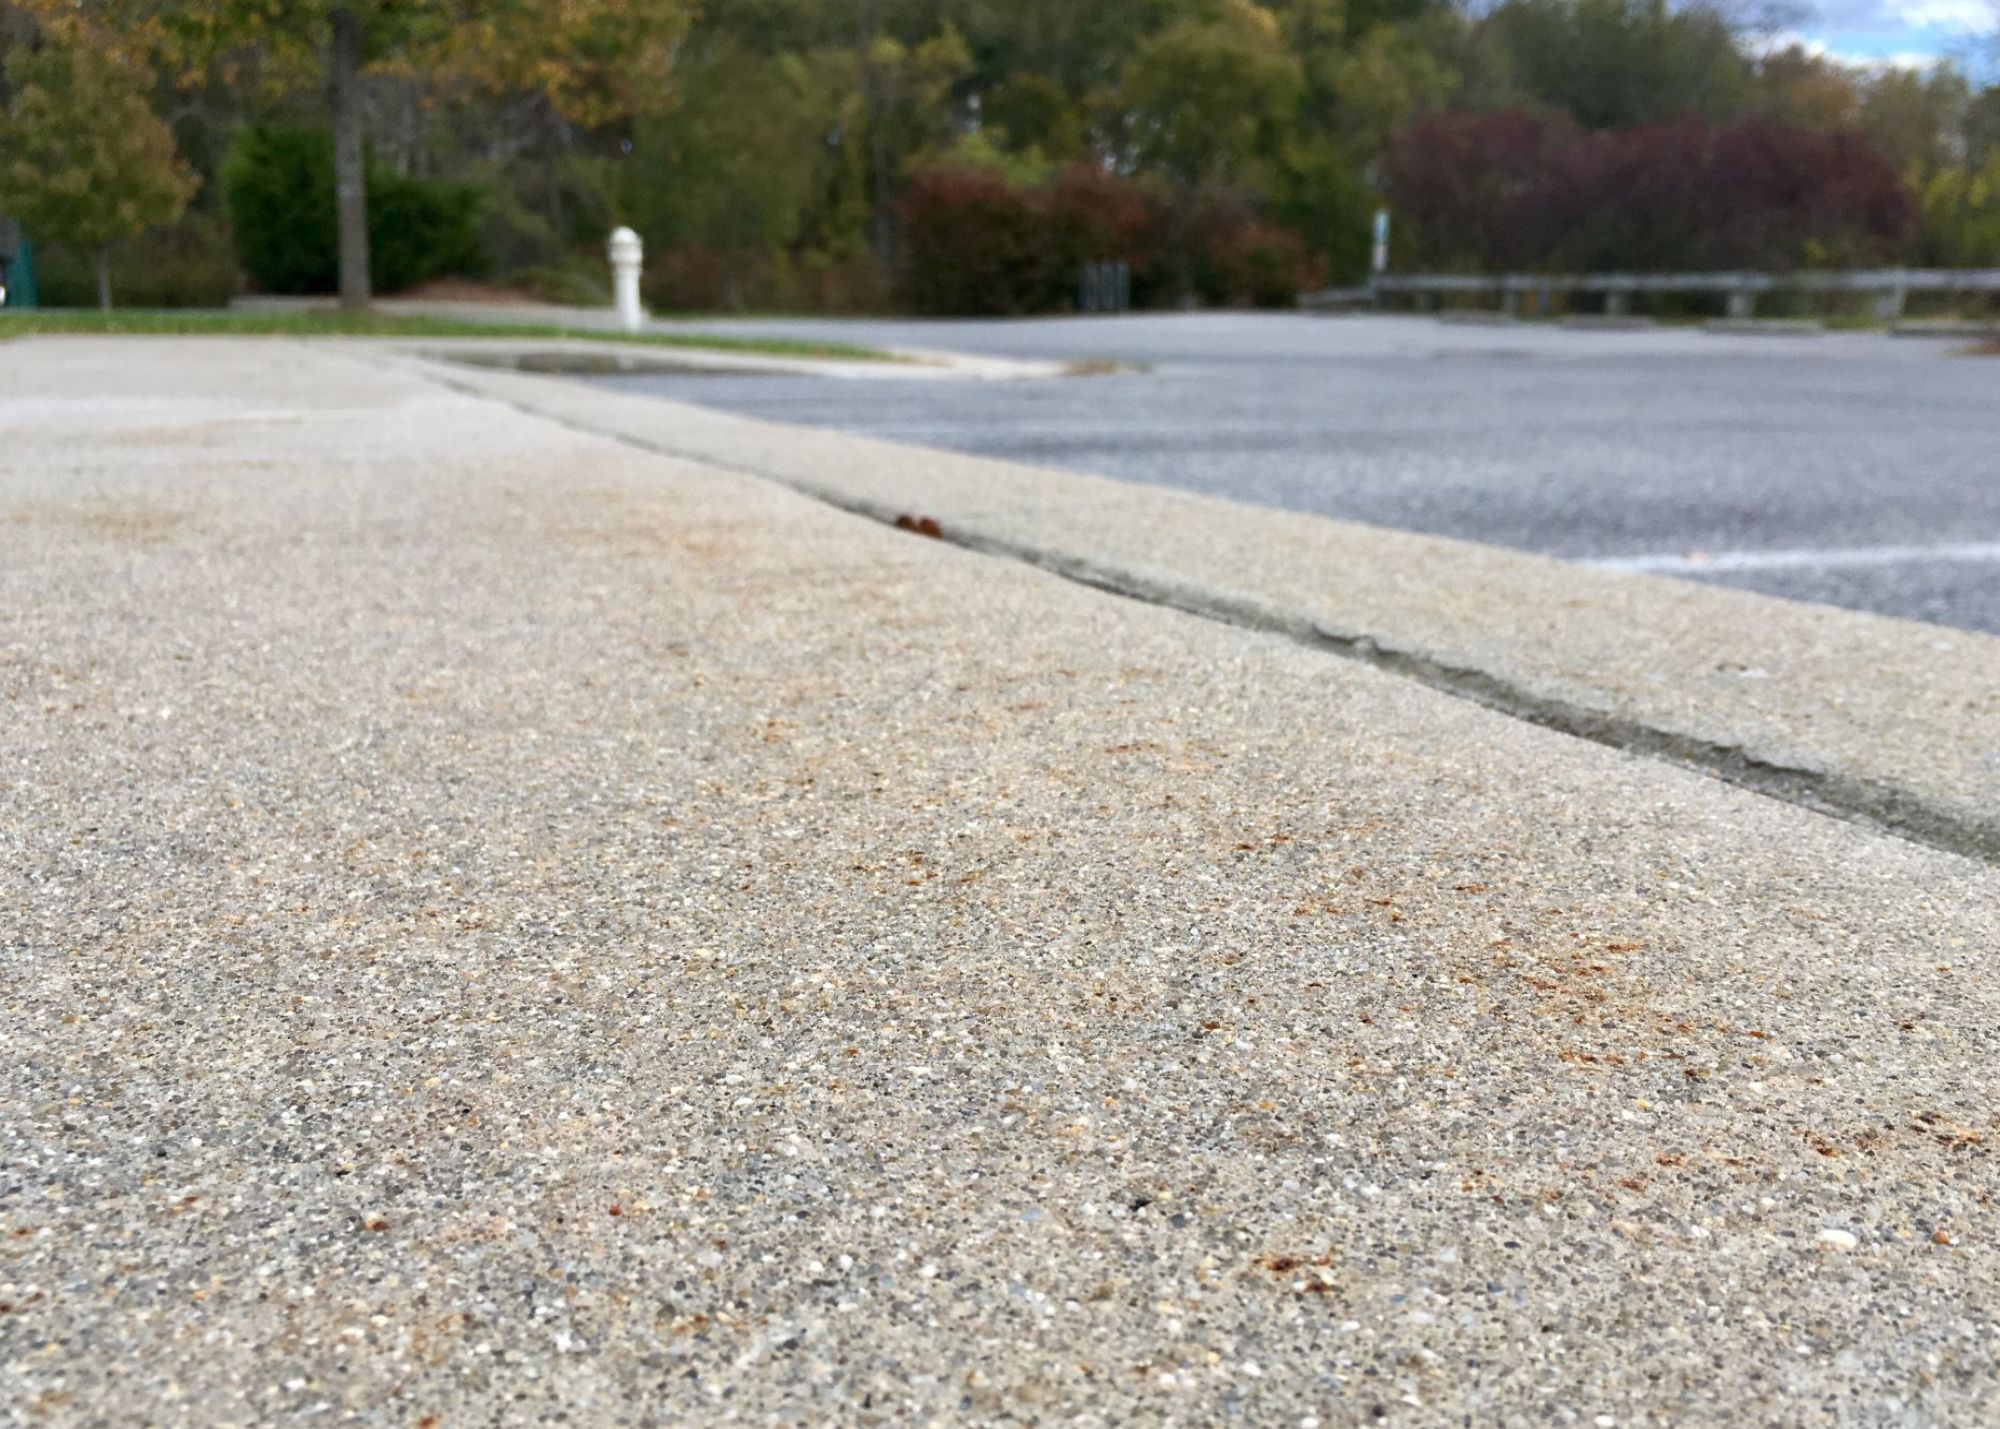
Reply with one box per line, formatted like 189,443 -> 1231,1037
1874,282 -> 1907,322
1726,290 -> 1754,321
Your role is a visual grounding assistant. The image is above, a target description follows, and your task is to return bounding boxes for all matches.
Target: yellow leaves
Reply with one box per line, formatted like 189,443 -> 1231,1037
0,34 -> 196,251
15,1 -> 695,128
1220,0 -> 1284,44
427,0 -> 694,127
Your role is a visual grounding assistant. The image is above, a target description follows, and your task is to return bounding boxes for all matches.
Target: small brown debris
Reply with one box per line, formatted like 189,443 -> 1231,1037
363,1216 -> 392,1232
893,514 -> 944,539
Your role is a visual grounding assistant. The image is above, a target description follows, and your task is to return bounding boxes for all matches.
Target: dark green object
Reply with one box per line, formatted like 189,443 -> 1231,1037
0,217 -> 34,307
223,123 -> 489,295
12,238 -> 40,308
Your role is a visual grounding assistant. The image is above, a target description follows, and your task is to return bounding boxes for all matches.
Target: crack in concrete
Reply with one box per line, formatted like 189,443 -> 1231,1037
421,359 -> 1998,868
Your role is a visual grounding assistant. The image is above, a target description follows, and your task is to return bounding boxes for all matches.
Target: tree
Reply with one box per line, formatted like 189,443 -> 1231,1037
1753,44 -> 1860,130
849,23 -> 973,264
1383,108 -> 1915,272
1321,24 -> 1456,160
1380,108 -> 1580,269
1114,0 -> 1304,187
1969,84 -> 2000,166
0,36 -> 195,309
1483,0 -> 1753,129
23,0 -> 693,309
982,73 -> 1087,161
623,42 -> 831,303
1915,151 -> 2000,266
1857,65 -> 1969,175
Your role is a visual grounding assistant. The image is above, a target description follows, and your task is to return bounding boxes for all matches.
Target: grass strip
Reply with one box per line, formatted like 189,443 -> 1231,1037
0,308 -> 892,362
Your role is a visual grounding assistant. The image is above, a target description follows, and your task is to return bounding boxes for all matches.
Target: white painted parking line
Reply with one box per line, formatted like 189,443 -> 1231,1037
1590,542 -> 2000,573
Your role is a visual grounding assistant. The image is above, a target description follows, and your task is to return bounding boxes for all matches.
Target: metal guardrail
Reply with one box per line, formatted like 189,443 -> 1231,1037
1305,268 -> 2000,320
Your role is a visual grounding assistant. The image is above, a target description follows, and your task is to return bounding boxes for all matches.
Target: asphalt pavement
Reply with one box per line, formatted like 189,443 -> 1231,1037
603,313 -> 2000,634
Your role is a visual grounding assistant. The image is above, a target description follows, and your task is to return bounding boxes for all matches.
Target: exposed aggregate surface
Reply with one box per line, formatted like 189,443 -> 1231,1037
606,313 -> 2000,634
2,340 -> 1997,1427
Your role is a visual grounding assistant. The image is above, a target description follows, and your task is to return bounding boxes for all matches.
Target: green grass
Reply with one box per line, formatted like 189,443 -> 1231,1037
0,307 -> 893,362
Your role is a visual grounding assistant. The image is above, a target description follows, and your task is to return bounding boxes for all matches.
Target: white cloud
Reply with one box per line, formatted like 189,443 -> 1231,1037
1755,28 -> 1947,64
1891,0 -> 1991,30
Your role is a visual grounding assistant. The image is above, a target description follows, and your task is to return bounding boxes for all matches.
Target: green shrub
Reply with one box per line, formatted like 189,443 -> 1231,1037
513,257 -> 612,307
222,124 -> 333,293
790,251 -> 890,314
369,170 -> 488,291
222,123 -> 488,295
642,245 -> 890,315
476,184 -> 570,274
31,213 -> 237,308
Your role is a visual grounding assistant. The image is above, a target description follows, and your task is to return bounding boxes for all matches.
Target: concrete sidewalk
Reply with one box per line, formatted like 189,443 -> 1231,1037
2,338 -> 1996,1426
430,355 -> 2000,862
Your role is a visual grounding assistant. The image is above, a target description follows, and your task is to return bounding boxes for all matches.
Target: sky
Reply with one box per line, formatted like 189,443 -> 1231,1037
1792,0 -> 1996,68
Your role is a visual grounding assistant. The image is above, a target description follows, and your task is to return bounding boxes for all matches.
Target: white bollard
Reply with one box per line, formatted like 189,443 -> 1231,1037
607,226 -> 645,334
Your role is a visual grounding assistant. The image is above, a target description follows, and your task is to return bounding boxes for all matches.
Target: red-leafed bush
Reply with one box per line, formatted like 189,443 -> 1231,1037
1044,164 -> 1166,281
1383,109 -> 1915,273
1210,221 -> 1326,307
1380,110 -> 1581,272
643,244 -> 732,310
898,168 -> 1057,316
900,162 -> 1318,314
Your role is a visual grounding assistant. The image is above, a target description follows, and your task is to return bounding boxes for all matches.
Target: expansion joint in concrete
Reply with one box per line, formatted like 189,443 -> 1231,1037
421,363 -> 1997,868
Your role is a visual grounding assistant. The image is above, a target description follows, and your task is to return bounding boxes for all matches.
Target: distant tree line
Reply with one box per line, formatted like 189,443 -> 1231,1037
1,0 -> 1997,312
1382,110 -> 1919,272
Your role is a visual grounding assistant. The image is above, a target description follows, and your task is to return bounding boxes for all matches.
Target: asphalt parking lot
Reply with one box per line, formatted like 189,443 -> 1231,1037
605,313 -> 2000,634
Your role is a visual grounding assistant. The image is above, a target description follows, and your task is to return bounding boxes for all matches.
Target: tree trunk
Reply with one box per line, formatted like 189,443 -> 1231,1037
870,114 -> 894,270
857,0 -> 894,271
96,247 -> 112,311
330,6 -> 371,310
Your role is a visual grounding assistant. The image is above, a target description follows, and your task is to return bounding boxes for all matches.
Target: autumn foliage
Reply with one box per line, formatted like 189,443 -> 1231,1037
898,164 -> 1323,315
1383,109 -> 1916,272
